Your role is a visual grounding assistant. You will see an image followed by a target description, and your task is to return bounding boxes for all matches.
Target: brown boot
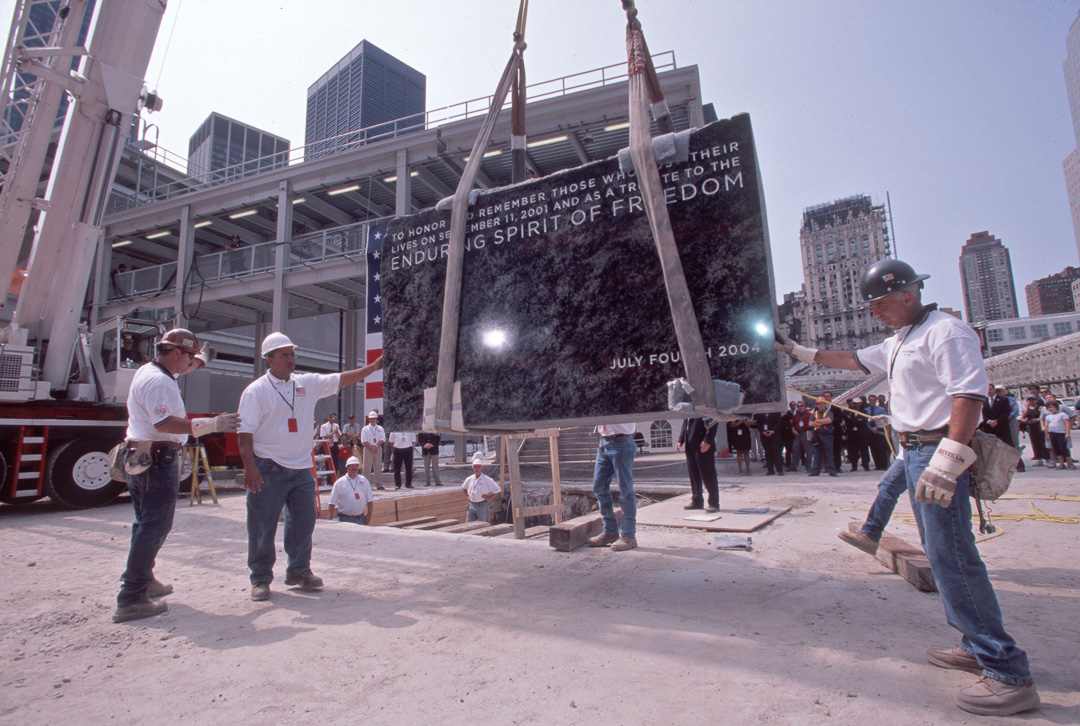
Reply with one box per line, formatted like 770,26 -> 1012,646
610,536 -> 637,551
927,646 -> 982,674
956,677 -> 1040,716
587,532 -> 619,547
837,530 -> 879,555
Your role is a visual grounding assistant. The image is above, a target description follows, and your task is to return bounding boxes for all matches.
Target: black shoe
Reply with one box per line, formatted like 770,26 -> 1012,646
405,485 -> 413,488
683,503 -> 704,510
704,506 -> 720,513
850,467 -> 858,472
777,470 -> 784,476
395,486 -> 401,490
283,571 -> 324,591
809,473 -> 820,477
863,466 -> 870,472
113,598 -> 168,623
829,472 -> 839,477
765,471 -> 775,476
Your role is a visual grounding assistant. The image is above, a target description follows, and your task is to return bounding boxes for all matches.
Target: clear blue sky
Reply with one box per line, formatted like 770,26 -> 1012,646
5,0 -> 1078,314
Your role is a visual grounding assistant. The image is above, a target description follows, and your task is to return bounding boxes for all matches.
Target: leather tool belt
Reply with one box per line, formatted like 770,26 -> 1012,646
897,427 -> 949,448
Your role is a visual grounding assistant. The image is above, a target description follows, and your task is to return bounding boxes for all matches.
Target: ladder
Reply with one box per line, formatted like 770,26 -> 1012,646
7,426 -> 48,500
181,443 -> 218,505
502,429 -> 564,538
311,439 -> 336,518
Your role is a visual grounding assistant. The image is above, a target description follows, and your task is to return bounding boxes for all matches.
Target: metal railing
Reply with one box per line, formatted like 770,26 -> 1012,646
108,218 -> 378,300
118,52 -> 677,208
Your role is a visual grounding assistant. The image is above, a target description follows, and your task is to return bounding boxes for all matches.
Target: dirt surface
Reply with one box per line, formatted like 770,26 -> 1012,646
1,465 -> 1078,725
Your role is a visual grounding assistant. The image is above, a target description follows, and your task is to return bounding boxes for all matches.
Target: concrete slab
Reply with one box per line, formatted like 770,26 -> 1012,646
635,492 -> 791,532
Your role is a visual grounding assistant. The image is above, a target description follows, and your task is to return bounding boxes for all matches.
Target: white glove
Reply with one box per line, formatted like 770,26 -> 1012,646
191,412 -> 241,438
915,438 -> 976,508
194,343 -> 217,368
774,330 -> 817,364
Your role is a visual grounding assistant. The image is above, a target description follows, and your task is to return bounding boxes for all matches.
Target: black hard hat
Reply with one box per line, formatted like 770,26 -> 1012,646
859,259 -> 930,302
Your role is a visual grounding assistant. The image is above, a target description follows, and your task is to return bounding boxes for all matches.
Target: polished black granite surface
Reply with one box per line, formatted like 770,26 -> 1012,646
380,114 -> 782,432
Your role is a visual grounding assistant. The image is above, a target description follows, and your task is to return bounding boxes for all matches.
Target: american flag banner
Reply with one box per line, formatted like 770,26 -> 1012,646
364,220 -> 388,415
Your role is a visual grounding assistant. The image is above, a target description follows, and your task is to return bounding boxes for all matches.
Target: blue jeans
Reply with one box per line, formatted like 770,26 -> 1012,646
810,433 -> 837,474
339,513 -> 366,525
118,448 -> 179,606
466,501 -> 490,522
592,435 -> 637,537
247,456 -> 317,585
861,457 -> 909,541
903,443 -> 1032,685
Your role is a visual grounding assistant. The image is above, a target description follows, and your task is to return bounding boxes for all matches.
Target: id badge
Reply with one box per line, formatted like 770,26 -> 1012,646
354,492 -> 361,500
287,418 -> 298,433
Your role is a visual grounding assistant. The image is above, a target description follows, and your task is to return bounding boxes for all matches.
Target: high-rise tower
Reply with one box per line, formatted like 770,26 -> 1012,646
958,231 -> 1019,323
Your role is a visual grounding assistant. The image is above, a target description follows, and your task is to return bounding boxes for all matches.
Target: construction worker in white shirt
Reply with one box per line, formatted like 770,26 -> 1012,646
327,457 -> 373,525
461,457 -> 501,522
360,411 -> 386,490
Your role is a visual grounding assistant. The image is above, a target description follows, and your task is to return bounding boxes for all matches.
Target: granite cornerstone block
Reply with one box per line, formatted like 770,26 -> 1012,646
376,113 -> 782,432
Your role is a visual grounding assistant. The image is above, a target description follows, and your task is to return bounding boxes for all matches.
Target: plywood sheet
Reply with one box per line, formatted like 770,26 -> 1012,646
635,493 -> 790,532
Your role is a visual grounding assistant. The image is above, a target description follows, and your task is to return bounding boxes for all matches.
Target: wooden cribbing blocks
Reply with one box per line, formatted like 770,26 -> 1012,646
549,509 -> 621,552
848,522 -> 936,592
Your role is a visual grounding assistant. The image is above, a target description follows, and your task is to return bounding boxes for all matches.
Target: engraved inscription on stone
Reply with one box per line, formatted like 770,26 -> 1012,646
379,114 -> 782,432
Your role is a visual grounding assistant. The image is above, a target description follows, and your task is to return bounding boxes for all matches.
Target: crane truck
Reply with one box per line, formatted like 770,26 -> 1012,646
0,0 -> 168,507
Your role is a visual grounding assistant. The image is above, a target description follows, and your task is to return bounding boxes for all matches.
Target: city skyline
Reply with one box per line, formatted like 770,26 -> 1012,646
6,0 -> 1075,315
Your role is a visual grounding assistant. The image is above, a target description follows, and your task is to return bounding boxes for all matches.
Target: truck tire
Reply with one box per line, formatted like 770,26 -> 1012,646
44,439 -> 127,509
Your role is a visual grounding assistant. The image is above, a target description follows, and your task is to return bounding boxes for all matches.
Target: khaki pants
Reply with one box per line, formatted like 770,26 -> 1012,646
362,448 -> 382,488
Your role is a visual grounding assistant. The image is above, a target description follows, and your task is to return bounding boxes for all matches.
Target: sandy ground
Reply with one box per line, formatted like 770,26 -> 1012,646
1,466 -> 1078,725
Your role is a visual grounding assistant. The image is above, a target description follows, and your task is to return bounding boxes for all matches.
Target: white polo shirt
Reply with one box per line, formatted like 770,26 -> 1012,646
125,361 -> 189,446
361,423 -> 385,447
390,432 -> 416,449
328,473 -> 373,516
598,423 -> 636,436
319,420 -> 341,442
854,309 -> 988,433
462,472 -> 501,503
238,371 -> 341,469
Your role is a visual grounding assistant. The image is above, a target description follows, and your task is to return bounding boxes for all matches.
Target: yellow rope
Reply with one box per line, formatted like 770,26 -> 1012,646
786,386 -> 896,456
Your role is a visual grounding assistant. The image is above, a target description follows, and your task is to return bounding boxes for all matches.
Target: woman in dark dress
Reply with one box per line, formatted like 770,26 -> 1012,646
727,419 -> 752,475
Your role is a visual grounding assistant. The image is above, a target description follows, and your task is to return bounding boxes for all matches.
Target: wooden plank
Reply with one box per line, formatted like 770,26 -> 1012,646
507,435 -> 526,539
439,521 -> 493,534
383,515 -> 437,528
514,505 -> 561,517
498,525 -> 550,539
849,523 -> 936,593
549,510 -> 621,552
473,524 -> 517,537
549,435 -> 564,525
506,428 -> 561,441
404,519 -> 461,530
367,500 -> 398,526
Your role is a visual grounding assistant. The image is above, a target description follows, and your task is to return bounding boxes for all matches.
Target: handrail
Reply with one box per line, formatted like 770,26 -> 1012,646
119,51 -> 677,207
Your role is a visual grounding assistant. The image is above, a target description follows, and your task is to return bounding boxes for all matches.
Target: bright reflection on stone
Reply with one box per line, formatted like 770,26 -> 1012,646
755,322 -> 770,336
482,329 -> 508,349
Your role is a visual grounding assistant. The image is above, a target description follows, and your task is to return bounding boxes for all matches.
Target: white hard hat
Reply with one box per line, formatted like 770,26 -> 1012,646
471,456 -> 484,467
346,456 -> 360,467
367,410 -> 379,419
261,331 -> 296,357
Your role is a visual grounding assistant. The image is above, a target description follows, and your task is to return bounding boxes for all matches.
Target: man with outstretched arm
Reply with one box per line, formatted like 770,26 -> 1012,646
114,329 -> 239,623
238,332 -> 382,602
776,259 -> 1038,717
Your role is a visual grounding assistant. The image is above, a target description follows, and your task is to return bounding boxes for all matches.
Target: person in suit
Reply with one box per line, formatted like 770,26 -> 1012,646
981,384 -> 1013,446
676,417 -> 719,512
753,411 -> 785,476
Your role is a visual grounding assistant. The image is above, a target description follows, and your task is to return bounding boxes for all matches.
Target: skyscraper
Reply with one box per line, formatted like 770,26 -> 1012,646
1025,266 -> 1080,316
800,195 -> 892,351
187,112 -> 289,186
958,231 -> 1019,323
304,40 -> 426,161
1062,12 -> 1080,262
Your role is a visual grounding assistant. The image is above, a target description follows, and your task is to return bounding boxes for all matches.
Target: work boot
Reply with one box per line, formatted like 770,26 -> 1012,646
250,583 -> 271,601
956,677 -> 1040,716
113,598 -> 167,623
610,536 -> 637,552
683,502 -> 704,510
927,645 -> 982,674
837,530 -> 879,555
147,579 -> 173,598
587,532 -> 619,547
705,506 -> 720,513
284,571 -> 324,590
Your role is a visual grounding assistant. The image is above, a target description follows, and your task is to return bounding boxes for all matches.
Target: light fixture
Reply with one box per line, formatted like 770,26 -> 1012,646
603,121 -> 630,132
292,196 -> 306,204
145,230 -> 170,239
112,239 -> 132,248
329,184 -> 360,196
527,135 -> 567,149
229,209 -> 257,219
193,220 -> 212,229
463,149 -> 503,162
381,172 -> 418,183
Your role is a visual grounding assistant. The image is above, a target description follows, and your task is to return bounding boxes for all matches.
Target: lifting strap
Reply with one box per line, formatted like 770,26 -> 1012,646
433,2 -> 529,431
622,1 -> 715,412
511,0 -> 529,182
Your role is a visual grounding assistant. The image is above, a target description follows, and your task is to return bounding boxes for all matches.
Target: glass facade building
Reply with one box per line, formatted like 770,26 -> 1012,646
187,112 -> 289,186
304,40 -> 426,160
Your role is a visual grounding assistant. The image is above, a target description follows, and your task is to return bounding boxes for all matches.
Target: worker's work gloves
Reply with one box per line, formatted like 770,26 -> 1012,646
194,343 -> 217,368
915,438 -> 977,508
774,330 -> 818,364
191,412 -> 241,438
